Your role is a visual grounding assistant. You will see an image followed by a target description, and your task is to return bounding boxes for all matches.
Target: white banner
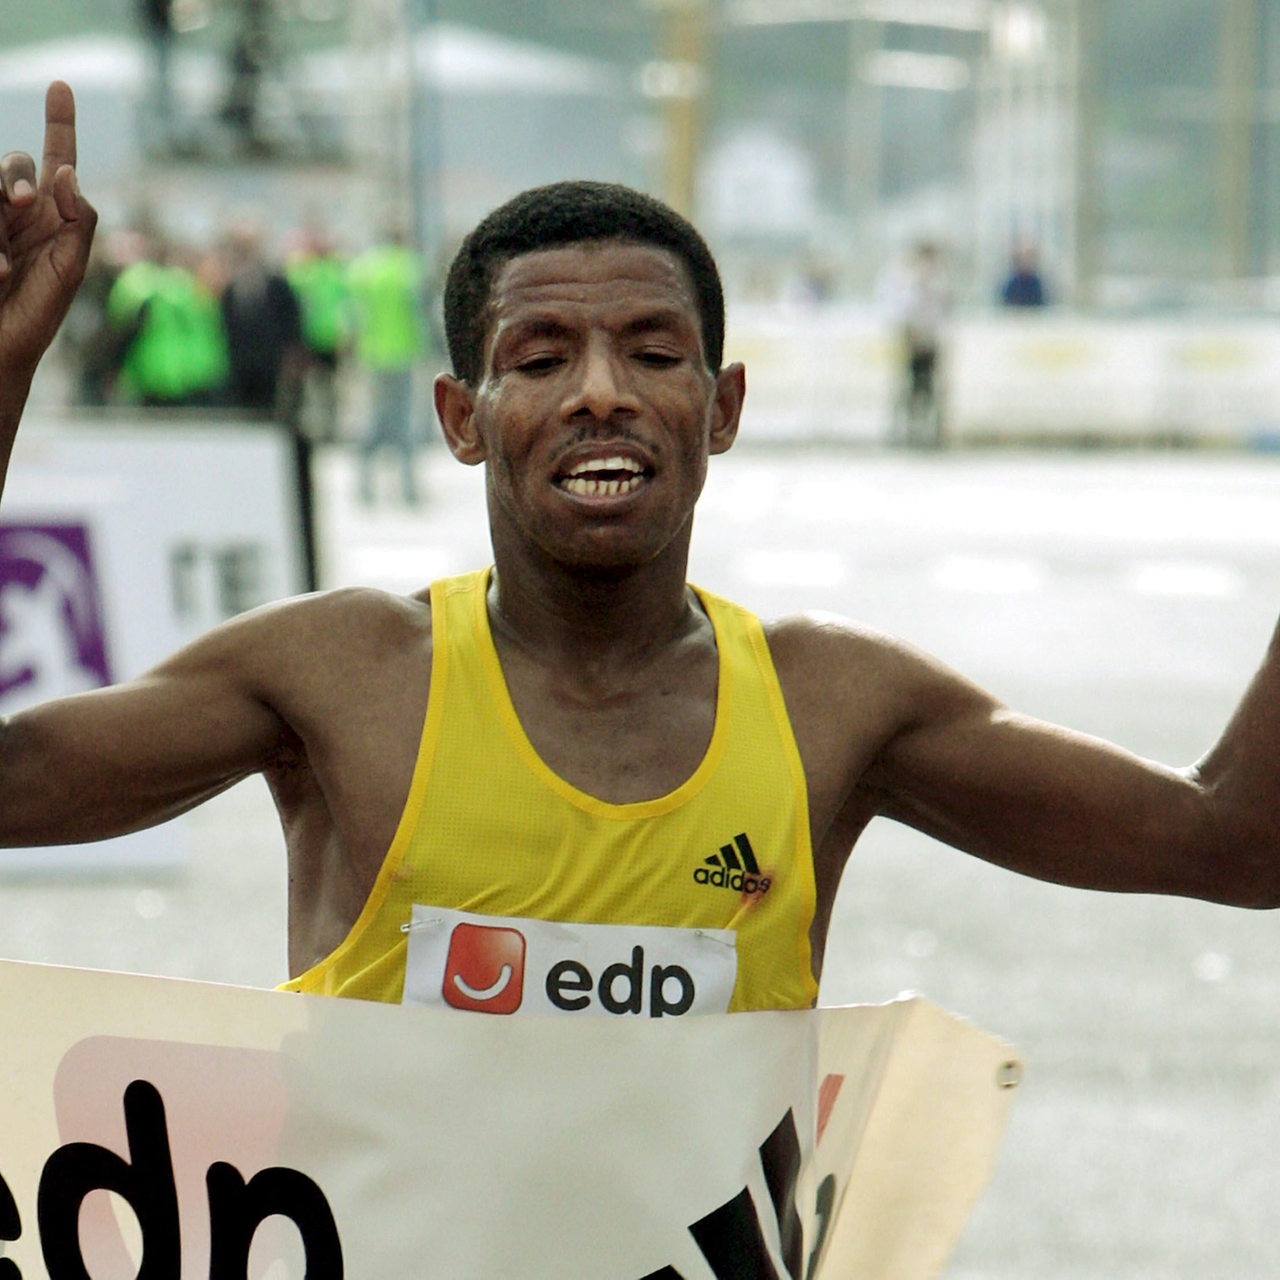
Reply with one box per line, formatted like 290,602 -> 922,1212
0,419 -> 304,872
0,960 -> 1020,1279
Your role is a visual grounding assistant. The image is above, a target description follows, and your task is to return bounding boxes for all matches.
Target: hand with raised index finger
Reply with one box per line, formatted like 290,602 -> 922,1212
0,80 -> 98,380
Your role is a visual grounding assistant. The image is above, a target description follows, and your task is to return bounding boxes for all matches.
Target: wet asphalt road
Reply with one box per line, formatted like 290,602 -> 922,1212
3,439 -> 1279,1277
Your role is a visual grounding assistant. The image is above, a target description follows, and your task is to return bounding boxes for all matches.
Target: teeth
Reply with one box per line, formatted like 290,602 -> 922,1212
566,455 -> 643,477
559,454 -> 647,498
562,474 -> 644,497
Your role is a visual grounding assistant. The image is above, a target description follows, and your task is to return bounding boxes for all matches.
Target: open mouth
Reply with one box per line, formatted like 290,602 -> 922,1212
556,455 -> 651,498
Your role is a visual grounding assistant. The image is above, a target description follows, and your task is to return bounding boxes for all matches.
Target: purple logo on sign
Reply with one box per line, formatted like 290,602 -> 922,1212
0,523 -> 112,710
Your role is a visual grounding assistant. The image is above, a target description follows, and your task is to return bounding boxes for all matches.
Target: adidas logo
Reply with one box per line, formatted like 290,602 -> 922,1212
694,832 -> 772,895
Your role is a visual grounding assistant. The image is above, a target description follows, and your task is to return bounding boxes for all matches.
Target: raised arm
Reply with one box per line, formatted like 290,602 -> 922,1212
774,615 -> 1280,911
0,81 -> 97,489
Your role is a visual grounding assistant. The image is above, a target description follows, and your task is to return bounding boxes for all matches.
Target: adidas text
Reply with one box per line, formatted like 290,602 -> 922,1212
695,833 -> 771,895
693,866 -> 772,894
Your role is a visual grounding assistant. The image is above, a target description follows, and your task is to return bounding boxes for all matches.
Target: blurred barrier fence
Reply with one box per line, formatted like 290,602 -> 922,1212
726,305 -> 900,445
727,306 -> 1280,447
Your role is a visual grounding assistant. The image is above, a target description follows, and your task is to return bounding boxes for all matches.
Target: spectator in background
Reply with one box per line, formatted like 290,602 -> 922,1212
218,212 -> 317,590
103,225 -> 229,409
217,213 -> 306,422
1000,238 -> 1050,308
882,239 -> 951,449
346,228 -> 431,508
286,223 -> 350,445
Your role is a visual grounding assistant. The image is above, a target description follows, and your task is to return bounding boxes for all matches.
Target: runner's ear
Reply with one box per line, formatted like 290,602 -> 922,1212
434,374 -> 485,465
708,362 -> 745,456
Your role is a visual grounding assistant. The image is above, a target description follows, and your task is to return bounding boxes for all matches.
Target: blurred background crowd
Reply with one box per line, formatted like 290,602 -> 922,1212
7,0 -> 1278,458
66,208 -> 434,475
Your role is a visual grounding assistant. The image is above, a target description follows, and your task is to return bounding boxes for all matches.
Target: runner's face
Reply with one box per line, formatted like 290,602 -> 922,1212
449,242 -> 741,572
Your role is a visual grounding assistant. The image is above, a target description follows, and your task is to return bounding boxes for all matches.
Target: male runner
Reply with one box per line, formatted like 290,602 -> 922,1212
0,85 -> 1277,1013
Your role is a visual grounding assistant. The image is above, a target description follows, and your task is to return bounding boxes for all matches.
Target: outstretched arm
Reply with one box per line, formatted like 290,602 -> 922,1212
775,616 -> 1280,910
0,81 -> 97,488
873,630 -> 1280,907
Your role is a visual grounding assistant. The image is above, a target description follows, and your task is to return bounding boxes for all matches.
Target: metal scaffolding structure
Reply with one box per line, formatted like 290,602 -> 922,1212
971,0 -> 1082,300
112,0 -> 1271,299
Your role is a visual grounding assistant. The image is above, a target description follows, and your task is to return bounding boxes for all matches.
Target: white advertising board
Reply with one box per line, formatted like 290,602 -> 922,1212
727,304 -> 898,444
0,418 -> 305,871
0,960 -> 1020,1279
723,310 -> 1280,445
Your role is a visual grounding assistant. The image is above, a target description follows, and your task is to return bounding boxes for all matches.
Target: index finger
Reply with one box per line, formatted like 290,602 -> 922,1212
40,80 -> 77,191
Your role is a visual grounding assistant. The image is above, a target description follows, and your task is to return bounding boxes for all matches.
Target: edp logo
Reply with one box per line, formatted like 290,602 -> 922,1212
0,1080 -> 343,1278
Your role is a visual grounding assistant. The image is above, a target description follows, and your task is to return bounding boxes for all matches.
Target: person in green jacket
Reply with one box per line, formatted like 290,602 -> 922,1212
104,231 -> 228,408
346,229 -> 430,506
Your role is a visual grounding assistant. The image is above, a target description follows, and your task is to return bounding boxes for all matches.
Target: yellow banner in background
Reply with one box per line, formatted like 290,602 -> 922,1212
0,960 -> 1020,1279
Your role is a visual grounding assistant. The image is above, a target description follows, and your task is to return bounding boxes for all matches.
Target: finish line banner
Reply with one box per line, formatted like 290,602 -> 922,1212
0,960 -> 1021,1279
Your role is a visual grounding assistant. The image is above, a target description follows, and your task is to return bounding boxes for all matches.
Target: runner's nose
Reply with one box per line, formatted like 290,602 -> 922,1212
562,343 -> 639,423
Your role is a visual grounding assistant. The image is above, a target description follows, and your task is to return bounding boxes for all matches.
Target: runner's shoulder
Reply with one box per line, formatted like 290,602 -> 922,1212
267,584 -> 433,654
764,609 -> 926,677
762,609 -> 985,724
167,584 -> 435,679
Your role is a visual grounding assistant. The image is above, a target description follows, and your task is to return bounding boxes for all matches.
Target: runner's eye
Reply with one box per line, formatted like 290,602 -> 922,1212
515,354 -> 564,374
634,350 -> 681,368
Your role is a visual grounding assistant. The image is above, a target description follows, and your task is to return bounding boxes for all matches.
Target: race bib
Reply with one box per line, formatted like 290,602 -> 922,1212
402,905 -> 738,1017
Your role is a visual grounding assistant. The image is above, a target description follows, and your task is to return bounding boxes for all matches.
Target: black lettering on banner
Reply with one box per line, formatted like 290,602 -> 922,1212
638,1109 -> 818,1280
759,1111 -> 804,1280
599,947 -> 645,1015
0,1168 -> 21,1280
36,1079 -> 180,1280
546,959 -> 593,1010
206,1162 -> 344,1279
805,1174 -> 837,1280
25,1077 -> 344,1280
689,1186 -> 782,1280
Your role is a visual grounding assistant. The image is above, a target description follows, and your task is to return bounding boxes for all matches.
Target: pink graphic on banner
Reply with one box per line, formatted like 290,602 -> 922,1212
0,522 -> 112,707
52,1036 -> 298,1276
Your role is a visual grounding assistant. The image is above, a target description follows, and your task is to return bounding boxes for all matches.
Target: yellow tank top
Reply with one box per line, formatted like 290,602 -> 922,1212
281,569 -> 818,1015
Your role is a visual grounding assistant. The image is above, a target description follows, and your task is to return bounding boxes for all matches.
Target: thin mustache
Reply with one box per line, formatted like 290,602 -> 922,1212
552,421 -> 652,463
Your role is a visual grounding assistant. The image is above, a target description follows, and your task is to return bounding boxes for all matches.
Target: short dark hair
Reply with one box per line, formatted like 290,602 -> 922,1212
443,180 -> 725,385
